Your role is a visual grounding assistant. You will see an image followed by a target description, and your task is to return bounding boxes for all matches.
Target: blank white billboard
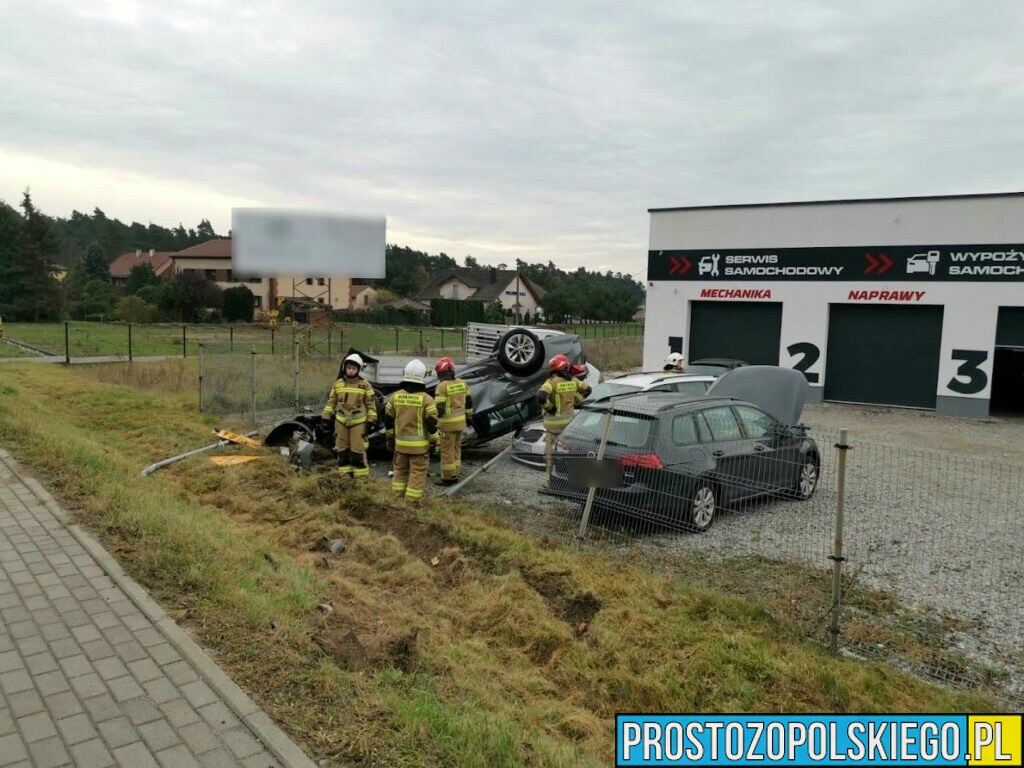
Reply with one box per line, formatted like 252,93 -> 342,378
232,209 -> 386,277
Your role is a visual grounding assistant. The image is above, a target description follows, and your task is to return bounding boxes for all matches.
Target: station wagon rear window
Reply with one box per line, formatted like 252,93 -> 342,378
565,411 -> 652,448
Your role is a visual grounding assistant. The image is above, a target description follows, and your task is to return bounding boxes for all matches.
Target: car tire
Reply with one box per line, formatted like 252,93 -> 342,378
496,327 -> 545,375
790,454 -> 819,500
686,481 -> 717,533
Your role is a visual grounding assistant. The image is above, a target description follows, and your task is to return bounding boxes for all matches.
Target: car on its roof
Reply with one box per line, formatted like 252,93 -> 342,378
544,366 -> 820,532
511,372 -> 716,468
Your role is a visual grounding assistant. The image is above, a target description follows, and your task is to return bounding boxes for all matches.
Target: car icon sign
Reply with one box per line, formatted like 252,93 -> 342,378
906,250 -> 940,275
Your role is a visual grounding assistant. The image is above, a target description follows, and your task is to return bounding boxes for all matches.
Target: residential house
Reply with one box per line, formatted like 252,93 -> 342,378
350,284 -> 377,310
416,267 -> 545,317
108,249 -> 175,288
170,238 -> 352,310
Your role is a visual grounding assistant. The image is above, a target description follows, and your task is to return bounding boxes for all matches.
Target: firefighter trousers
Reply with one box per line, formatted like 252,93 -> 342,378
439,429 -> 463,480
334,421 -> 369,479
392,451 -> 428,502
544,426 -> 565,481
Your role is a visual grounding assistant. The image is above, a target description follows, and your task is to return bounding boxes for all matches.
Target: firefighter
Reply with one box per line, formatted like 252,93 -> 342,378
663,352 -> 685,372
385,359 -> 439,503
433,356 -> 474,486
322,353 -> 376,480
537,353 -> 591,481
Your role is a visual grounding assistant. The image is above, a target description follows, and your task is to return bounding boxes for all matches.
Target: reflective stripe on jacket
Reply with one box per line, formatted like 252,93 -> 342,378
322,377 -> 377,425
538,375 -> 590,431
434,379 -> 473,431
385,390 -> 439,454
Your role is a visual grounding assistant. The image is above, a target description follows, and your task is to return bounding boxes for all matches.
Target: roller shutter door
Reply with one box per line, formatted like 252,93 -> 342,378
688,301 -> 782,365
824,304 -> 944,408
995,307 -> 1024,348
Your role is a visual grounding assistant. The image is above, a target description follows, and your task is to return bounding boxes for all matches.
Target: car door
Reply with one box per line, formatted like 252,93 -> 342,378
733,404 -> 785,492
695,406 -> 758,503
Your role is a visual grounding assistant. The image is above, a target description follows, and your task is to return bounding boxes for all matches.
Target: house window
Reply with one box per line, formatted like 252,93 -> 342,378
317,278 -> 326,286
317,297 -> 325,304
306,278 -> 313,285
205,270 -> 216,281
452,284 -> 460,299
226,270 -> 233,282
254,296 -> 262,308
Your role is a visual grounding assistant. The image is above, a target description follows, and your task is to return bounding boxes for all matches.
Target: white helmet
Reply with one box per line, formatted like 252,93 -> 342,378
665,352 -> 684,367
343,353 -> 364,373
403,359 -> 426,384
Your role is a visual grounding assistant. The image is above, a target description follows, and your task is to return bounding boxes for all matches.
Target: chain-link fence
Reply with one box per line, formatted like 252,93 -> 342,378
509,399 -> 1023,708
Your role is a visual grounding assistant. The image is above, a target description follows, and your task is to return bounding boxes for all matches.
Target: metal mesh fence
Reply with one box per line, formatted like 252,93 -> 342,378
504,400 -> 1023,708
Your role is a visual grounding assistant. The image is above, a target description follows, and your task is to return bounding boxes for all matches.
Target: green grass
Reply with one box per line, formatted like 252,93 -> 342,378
0,363 -> 993,767
1,321 -> 467,358
0,340 -> 33,358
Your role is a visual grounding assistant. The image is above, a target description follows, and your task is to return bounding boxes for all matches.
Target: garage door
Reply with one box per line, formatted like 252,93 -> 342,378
996,307 -> 1024,348
824,304 -> 944,409
688,301 -> 782,365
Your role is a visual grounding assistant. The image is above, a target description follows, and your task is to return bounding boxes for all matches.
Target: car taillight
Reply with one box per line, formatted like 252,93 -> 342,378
619,453 -> 662,469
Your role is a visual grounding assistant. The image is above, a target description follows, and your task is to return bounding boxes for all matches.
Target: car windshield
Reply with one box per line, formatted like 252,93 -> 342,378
683,364 -> 728,376
564,410 -> 652,448
587,382 -> 642,401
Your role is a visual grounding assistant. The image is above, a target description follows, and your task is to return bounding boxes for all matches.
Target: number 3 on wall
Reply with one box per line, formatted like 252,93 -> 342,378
787,342 -> 820,383
947,350 -> 989,395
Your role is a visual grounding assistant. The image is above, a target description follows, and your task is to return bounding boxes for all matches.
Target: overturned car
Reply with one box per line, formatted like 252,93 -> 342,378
264,327 -> 599,457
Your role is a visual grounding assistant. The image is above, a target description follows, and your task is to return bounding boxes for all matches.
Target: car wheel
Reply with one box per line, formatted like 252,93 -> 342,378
687,482 -> 717,533
496,327 -> 545,375
793,455 -> 819,500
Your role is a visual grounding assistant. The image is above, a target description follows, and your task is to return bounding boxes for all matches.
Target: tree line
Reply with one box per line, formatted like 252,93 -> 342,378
1,191 -> 644,324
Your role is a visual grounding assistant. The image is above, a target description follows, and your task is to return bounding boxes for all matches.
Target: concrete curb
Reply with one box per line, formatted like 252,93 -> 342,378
0,448 -> 318,768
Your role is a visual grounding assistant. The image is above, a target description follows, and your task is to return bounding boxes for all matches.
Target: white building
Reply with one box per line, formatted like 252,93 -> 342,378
643,192 -> 1024,417
417,267 -> 546,317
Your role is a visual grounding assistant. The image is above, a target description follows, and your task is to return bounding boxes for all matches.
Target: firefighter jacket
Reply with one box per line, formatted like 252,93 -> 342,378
322,376 -> 377,427
537,373 -> 591,432
384,386 -> 439,455
434,378 -> 473,433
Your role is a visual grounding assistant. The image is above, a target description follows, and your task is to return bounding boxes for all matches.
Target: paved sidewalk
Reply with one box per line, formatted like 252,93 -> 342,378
0,450 -> 314,768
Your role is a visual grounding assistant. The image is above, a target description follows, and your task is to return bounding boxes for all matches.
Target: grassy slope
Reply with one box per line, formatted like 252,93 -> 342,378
0,364 -> 991,766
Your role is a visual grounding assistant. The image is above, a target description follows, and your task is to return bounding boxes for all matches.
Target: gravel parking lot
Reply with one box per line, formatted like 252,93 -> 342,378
453,403 -> 1024,700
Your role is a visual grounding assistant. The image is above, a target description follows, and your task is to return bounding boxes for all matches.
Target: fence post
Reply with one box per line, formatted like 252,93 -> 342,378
230,326 -> 234,352
395,328 -> 399,354
181,325 -> 187,357
577,405 -> 615,540
829,427 -> 851,653
128,323 -> 133,362
271,327 -> 275,356
250,345 -> 257,427
441,327 -> 445,350
198,343 -> 205,412
64,321 -> 70,364
327,324 -> 332,357
293,341 -> 300,410
419,328 -> 423,352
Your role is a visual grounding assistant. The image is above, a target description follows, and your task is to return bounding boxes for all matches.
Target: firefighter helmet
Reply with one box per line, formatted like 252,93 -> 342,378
665,352 -> 684,369
548,354 -> 571,373
403,358 -> 427,384
435,356 -> 456,378
343,353 -> 364,373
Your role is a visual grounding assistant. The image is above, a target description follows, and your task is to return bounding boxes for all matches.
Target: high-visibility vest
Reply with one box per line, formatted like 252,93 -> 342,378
434,378 -> 472,432
322,377 -> 377,426
385,390 -> 439,454
538,375 -> 590,432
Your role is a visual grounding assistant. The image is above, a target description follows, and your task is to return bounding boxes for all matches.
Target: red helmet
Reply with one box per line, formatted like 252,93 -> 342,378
435,357 -> 455,375
548,354 -> 571,373
570,363 -> 587,377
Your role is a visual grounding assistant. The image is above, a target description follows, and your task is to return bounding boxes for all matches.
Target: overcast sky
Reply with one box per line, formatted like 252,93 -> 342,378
3,1 -> 1024,275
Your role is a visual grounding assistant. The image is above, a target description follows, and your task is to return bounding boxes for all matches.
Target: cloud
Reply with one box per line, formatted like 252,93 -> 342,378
2,0 -> 1023,273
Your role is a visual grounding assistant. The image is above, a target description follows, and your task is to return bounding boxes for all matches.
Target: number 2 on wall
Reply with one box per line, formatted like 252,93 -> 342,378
787,342 -> 820,383
947,350 -> 989,395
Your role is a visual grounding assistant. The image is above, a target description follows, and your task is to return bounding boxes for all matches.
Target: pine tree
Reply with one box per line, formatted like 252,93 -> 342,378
83,242 -> 109,282
12,191 -> 61,320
